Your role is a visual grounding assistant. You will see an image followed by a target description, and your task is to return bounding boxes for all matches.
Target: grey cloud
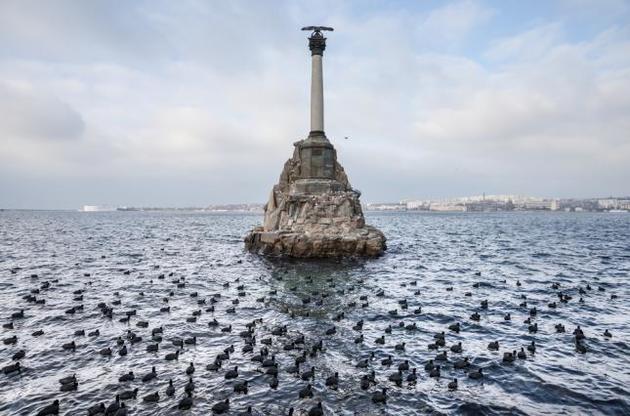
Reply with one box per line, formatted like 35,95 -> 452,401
0,1 -> 629,209
0,82 -> 85,141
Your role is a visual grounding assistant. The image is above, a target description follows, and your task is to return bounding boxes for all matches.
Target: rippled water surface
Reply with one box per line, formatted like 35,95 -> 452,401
1,210 -> 629,415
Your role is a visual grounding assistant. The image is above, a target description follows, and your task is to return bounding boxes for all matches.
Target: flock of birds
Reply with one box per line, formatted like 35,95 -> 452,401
1,263 -> 619,415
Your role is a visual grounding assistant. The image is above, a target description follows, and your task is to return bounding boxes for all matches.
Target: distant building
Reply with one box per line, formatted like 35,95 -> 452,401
80,205 -> 116,212
404,200 -> 429,210
598,199 -> 618,209
429,202 -> 465,212
519,200 -> 552,210
366,203 -> 406,211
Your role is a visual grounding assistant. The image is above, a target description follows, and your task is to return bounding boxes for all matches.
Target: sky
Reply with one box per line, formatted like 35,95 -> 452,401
1,0 -> 629,209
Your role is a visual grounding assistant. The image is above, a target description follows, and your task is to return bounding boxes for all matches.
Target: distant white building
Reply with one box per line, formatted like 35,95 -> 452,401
429,202 -> 465,212
80,205 -> 116,212
598,199 -> 618,209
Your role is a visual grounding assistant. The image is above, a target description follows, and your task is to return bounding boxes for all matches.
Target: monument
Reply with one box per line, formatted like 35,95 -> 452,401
244,26 -> 386,258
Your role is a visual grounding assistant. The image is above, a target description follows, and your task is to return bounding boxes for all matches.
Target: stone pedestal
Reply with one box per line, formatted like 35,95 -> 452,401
245,138 -> 386,258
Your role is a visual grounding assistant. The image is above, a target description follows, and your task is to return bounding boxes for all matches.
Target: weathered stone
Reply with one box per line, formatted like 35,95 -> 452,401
244,136 -> 386,258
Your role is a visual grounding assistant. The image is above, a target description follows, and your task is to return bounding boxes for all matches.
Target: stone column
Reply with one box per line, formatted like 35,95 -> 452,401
310,53 -> 324,134
308,31 -> 327,137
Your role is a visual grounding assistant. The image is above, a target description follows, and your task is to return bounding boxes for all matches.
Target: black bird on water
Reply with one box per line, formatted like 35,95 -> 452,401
212,398 -> 230,414
36,399 -> 59,416
372,387 -> 387,403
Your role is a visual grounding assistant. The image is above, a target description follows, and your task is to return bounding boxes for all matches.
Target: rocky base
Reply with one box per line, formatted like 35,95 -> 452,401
245,226 -> 386,258
245,135 -> 386,258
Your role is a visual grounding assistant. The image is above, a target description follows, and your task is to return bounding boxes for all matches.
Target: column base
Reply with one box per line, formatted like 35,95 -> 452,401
308,130 -> 326,139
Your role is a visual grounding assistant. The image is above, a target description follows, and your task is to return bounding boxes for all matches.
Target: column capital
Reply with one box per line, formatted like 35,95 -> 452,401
301,26 -> 333,56
308,31 -> 326,56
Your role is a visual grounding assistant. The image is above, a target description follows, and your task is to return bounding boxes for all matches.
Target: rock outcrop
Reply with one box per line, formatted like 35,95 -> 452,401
245,135 -> 386,258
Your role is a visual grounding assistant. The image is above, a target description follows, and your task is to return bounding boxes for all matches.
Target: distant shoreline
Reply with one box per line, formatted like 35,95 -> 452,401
1,209 -> 628,214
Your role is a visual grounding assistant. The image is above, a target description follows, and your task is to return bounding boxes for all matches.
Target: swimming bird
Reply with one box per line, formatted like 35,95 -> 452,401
468,368 -> 484,379
59,374 -> 76,385
207,359 -> 221,371
212,398 -> 229,414
301,366 -> 315,380
234,380 -> 249,394
372,387 -> 387,403
406,368 -> 417,382
356,352 -> 374,368
36,399 -> 59,416
308,402 -> 323,416
142,366 -> 157,382
11,310 -> 24,319
178,392 -> 193,410
450,342 -> 463,353
119,388 -> 138,400
299,383 -> 313,398
186,362 -> 195,375
2,362 -> 20,374
527,341 -> 536,353
454,357 -> 469,369
143,391 -> 159,403
574,326 -> 585,340
388,370 -> 403,384
62,340 -> 76,350
105,395 -> 120,415
262,355 -> 276,367
325,372 -> 339,387
184,377 -> 195,393
225,366 -> 238,379
87,403 -> 105,416
60,377 -> 78,391
166,379 -> 175,396
503,350 -> 516,363
448,378 -> 458,390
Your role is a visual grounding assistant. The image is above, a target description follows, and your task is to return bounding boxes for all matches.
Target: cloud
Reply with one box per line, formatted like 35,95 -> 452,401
485,23 -> 564,61
0,81 -> 85,141
411,23 -> 630,191
420,0 -> 496,45
0,1 -> 629,208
